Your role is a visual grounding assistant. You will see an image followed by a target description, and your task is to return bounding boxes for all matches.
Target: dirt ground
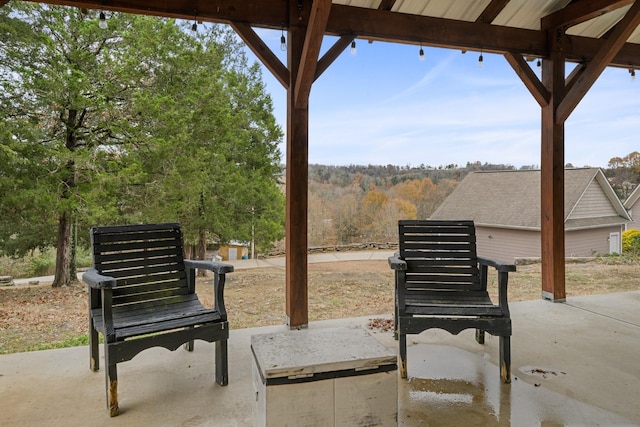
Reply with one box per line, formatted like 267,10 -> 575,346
1,258 -> 639,354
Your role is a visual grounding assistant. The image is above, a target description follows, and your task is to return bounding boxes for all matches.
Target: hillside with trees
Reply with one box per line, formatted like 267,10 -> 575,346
306,162 -> 517,246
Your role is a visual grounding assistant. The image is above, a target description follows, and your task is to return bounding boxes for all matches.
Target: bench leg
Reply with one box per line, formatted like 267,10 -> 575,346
399,332 -> 407,379
394,300 -> 399,341
499,335 -> 511,384
215,339 -> 228,386
89,289 -> 100,371
475,329 -> 485,344
183,326 -> 195,351
104,345 -> 119,416
89,319 -> 99,371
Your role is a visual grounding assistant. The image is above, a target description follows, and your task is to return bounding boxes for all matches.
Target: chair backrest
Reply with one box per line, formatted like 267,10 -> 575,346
90,223 -> 189,307
398,220 -> 481,291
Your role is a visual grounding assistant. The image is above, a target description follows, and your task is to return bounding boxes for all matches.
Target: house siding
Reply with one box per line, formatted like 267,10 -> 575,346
568,181 -> 618,219
431,169 -> 631,262
476,227 -> 540,261
570,182 -> 618,218
628,204 -> 640,230
476,225 -> 622,262
566,226 -> 622,256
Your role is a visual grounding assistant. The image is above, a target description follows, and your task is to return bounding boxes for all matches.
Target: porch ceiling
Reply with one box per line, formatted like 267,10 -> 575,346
19,0 -> 640,69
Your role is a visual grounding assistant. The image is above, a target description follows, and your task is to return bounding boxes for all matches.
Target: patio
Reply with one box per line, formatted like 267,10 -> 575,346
1,291 -> 639,426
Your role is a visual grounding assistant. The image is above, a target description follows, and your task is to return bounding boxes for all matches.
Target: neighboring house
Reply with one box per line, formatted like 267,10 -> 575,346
430,168 -> 630,262
623,184 -> 640,230
219,242 -> 248,261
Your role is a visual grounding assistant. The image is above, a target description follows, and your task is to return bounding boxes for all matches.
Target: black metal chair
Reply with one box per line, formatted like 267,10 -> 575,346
83,223 -> 233,416
389,220 -> 514,383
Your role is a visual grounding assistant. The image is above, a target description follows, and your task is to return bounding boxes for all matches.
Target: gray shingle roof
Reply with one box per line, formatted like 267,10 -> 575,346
623,184 -> 640,210
430,168 -> 629,230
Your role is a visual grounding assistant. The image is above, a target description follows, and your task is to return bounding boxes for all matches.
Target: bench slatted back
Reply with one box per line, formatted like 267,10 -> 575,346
90,223 -> 189,307
399,220 -> 481,291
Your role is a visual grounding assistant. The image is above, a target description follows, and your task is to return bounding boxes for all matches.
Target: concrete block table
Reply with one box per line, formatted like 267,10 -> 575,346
251,327 -> 398,426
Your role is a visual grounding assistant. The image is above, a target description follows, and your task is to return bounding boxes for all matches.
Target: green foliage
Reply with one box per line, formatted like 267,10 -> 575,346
605,151 -> 640,200
28,248 -> 56,277
622,229 -> 640,255
0,246 -> 92,279
27,333 -> 101,352
595,252 -> 640,265
1,4 -> 171,283
129,26 -> 284,252
1,4 -> 284,277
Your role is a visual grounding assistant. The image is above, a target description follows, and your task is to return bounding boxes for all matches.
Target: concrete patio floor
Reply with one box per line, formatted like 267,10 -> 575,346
1,291 -> 639,426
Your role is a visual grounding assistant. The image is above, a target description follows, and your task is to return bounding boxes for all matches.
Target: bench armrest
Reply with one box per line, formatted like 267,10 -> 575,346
184,259 -> 233,320
477,257 -> 516,273
477,257 -> 515,313
184,259 -> 234,275
82,268 -> 117,289
388,253 -> 407,271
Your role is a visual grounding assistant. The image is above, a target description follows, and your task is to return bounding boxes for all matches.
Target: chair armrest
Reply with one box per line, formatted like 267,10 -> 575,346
388,253 -> 407,271
82,268 -> 117,289
477,257 -> 514,313
477,257 -> 516,273
184,259 -> 232,320
184,259 -> 234,275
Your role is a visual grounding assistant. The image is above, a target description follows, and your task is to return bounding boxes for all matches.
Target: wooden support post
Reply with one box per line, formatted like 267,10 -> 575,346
540,43 -> 566,302
285,8 -> 310,328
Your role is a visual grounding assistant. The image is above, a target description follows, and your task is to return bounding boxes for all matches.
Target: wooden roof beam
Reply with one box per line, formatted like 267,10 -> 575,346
315,35 -> 353,81
24,0 -> 290,26
230,22 -> 290,89
294,0 -> 332,109
542,0 -> 634,30
476,0 -> 511,24
378,0 -> 397,11
557,0 -> 640,122
327,4 -> 546,54
504,52 -> 550,107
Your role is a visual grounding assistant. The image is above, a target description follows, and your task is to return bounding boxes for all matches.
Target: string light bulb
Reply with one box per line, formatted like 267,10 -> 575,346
478,50 -> 484,68
280,28 -> 287,51
98,11 -> 107,29
419,44 -> 425,61
191,10 -> 198,32
537,58 -> 542,69
630,68 -> 636,81
350,40 -> 357,55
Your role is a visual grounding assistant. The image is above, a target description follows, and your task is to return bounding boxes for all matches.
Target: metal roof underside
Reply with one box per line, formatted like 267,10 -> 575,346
336,0 -> 640,43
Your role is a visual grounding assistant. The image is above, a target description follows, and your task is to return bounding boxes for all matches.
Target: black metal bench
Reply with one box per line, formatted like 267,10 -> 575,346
389,220 -> 514,383
82,223 -> 233,416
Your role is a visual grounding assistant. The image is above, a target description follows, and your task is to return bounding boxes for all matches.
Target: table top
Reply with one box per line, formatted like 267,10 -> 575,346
251,327 -> 397,380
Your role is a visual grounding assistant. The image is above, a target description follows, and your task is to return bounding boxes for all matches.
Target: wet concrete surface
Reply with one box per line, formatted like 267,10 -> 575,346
400,344 -> 636,426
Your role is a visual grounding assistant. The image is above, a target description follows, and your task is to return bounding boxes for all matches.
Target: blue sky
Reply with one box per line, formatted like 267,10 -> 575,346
247,30 -> 639,169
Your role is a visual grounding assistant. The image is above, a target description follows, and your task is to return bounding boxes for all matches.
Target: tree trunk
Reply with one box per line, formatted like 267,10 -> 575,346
52,211 -> 72,287
197,227 -> 207,277
70,219 -> 77,279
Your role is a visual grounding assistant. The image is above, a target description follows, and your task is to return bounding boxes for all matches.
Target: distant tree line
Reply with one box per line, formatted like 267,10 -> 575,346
605,151 -> 640,200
